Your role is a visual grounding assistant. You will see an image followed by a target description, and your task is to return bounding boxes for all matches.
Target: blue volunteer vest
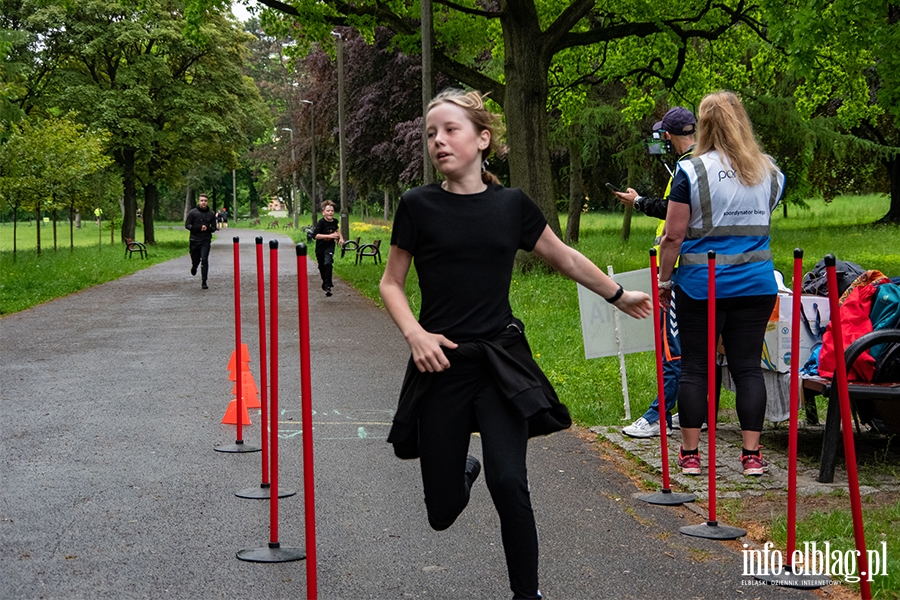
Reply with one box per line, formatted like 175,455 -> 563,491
674,150 -> 785,299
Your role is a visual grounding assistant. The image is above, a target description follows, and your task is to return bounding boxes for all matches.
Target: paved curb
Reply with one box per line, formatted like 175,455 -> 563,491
593,423 -> 900,499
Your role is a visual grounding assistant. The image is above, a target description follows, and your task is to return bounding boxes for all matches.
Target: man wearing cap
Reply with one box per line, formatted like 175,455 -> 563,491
615,107 -> 697,438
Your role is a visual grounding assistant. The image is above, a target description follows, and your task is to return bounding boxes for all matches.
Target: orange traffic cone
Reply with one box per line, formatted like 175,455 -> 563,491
228,363 -> 252,380
231,377 -> 261,406
232,381 -> 261,409
227,344 -> 252,371
222,399 -> 252,425
231,374 -> 259,396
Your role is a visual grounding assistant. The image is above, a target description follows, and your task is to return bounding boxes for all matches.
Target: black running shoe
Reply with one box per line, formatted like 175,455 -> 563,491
465,455 -> 481,489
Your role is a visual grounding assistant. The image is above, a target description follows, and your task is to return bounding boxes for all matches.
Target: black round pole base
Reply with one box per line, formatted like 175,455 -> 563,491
753,571 -> 826,589
680,521 -> 746,540
214,441 -> 261,454
235,485 -> 297,500
637,490 -> 696,505
237,544 -> 305,563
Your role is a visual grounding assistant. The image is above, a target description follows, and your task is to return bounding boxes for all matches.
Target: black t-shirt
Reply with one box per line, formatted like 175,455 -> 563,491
312,217 -> 340,254
391,183 -> 547,342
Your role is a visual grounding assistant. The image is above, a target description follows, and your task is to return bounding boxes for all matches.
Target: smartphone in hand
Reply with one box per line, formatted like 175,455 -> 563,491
605,182 -> 621,193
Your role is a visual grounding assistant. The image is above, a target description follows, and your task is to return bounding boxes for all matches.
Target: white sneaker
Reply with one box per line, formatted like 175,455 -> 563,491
623,417 -> 667,438
671,413 -> 708,431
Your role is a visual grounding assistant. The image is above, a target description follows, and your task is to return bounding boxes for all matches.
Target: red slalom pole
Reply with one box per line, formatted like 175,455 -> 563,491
236,238 -> 295,498
706,250 -> 718,522
681,250 -> 744,540
216,237 -> 259,454
296,243 -> 318,599
825,255 -> 871,600
237,240 -> 304,562
638,249 -> 694,505
236,238 -> 244,443
257,237 -> 270,483
788,250 -> 803,558
269,239 -> 281,542
755,249 -> 822,587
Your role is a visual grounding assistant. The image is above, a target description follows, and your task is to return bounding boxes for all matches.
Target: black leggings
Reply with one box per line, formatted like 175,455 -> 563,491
417,359 -> 539,599
675,288 -> 776,433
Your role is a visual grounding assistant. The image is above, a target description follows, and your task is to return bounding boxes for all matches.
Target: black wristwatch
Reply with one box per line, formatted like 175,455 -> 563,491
633,196 -> 643,212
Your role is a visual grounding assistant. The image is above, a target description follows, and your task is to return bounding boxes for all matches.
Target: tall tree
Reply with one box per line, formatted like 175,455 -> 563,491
218,0 -> 761,234
26,0 -> 267,242
0,115 -> 113,255
759,0 -> 900,221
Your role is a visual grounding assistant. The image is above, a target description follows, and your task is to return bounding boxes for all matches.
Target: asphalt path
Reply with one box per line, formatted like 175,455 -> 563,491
1,229 -> 818,599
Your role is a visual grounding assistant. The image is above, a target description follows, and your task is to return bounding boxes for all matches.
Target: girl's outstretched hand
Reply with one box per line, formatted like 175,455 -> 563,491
612,290 -> 653,319
405,328 -> 459,373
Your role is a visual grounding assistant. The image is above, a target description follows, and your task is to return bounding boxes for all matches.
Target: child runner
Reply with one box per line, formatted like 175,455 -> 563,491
311,200 -> 344,297
380,89 -> 652,600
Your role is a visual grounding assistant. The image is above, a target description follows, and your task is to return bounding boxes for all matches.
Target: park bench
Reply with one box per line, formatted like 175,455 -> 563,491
267,220 -> 279,230
341,237 -> 361,258
283,223 -> 294,230
124,238 -> 147,259
802,328 -> 900,483
355,239 -> 382,265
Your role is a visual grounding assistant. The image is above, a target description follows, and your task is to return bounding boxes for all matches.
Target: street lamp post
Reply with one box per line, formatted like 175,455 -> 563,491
331,30 -> 349,241
421,0 -> 434,185
281,127 -> 298,229
300,99 -> 316,227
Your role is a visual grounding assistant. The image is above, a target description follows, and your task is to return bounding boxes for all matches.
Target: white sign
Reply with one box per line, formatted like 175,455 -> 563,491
577,268 -> 656,359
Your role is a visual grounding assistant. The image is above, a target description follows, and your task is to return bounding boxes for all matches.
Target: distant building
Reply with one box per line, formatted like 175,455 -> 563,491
267,197 -> 286,212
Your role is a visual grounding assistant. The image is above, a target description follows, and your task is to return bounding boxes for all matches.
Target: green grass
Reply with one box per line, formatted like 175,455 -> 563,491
769,499 -> 900,598
0,222 -> 188,315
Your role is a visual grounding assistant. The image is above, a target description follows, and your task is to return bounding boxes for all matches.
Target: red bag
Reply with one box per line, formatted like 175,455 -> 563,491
818,283 -> 879,381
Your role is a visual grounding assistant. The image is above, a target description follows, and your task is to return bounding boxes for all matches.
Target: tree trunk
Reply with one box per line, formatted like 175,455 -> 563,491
35,208 -> 41,256
115,147 -> 138,242
565,131 -> 583,244
384,188 -> 390,221
13,204 -> 18,258
878,153 -> 900,223
143,182 -> 158,245
622,165 -> 634,242
69,206 -> 75,252
75,209 -> 81,229
52,209 -> 58,251
184,186 -> 193,222
501,8 -> 559,236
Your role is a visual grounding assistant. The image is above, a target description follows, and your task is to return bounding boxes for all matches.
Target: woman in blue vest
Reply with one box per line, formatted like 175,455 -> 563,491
657,91 -> 785,477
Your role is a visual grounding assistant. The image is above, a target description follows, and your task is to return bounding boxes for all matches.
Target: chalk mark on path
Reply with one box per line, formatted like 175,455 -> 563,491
245,407 -> 393,441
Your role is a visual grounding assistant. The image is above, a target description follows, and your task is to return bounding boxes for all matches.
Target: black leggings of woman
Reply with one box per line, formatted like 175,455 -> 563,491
675,288 -> 777,432
417,359 -> 539,599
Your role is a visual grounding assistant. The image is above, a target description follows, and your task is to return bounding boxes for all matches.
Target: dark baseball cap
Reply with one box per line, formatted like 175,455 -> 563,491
653,107 -> 696,136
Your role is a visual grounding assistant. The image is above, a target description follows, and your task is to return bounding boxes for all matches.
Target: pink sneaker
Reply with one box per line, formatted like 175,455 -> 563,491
741,453 -> 766,476
677,448 -> 701,475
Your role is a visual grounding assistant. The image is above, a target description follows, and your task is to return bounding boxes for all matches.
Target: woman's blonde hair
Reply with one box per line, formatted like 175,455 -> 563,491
426,88 -> 503,185
695,91 -> 773,187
